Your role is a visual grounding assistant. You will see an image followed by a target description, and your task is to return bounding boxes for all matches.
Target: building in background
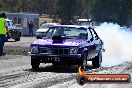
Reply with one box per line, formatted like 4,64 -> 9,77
6,13 -> 39,36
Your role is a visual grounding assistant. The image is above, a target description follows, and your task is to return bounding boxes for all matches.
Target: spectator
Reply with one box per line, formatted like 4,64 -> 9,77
28,21 -> 34,37
0,12 -> 7,56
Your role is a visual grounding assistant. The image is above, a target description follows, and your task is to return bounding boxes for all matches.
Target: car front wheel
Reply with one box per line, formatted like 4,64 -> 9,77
31,59 -> 40,70
81,52 -> 88,70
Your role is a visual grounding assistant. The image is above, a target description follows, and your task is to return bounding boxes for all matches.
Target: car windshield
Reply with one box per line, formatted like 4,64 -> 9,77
40,24 -> 54,29
76,21 -> 89,26
45,27 -> 88,39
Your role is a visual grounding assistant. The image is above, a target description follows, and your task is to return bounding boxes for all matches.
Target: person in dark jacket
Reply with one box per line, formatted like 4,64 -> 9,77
28,21 -> 34,37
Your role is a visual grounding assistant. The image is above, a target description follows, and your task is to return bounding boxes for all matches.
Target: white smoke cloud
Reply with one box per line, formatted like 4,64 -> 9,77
95,22 -> 132,67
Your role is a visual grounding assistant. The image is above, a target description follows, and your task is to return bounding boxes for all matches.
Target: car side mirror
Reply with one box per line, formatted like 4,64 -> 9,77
102,49 -> 105,52
87,38 -> 93,43
90,38 -> 93,41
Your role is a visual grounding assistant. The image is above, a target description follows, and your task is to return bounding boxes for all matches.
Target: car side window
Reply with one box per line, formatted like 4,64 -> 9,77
46,28 -> 55,37
90,28 -> 98,40
87,29 -> 93,41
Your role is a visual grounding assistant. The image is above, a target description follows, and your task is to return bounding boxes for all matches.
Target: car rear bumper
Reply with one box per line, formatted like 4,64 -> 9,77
7,31 -> 19,39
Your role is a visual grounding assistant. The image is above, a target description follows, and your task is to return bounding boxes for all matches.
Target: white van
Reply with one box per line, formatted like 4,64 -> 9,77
36,23 -> 59,39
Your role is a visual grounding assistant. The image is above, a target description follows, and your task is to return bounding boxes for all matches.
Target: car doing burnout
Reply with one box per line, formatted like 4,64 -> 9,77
29,25 -> 104,70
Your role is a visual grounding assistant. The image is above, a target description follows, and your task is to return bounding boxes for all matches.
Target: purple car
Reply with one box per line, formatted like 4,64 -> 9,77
29,25 -> 104,70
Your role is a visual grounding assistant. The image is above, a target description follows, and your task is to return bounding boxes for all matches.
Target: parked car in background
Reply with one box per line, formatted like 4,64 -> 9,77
6,19 -> 22,41
75,19 -> 92,26
36,23 -> 59,39
29,25 -> 104,70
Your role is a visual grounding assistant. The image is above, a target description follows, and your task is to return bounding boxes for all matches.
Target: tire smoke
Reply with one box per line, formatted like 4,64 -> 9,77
95,22 -> 132,66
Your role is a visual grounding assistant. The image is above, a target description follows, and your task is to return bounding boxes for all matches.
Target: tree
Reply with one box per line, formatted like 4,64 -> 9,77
0,0 -> 131,26
56,0 -> 76,24
92,0 -> 130,25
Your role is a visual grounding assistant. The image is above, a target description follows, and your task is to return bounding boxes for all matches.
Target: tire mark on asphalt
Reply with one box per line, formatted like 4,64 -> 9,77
0,67 -> 76,88
31,75 -> 76,88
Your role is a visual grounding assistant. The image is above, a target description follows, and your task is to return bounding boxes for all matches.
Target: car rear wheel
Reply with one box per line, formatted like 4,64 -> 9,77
15,37 -> 20,41
92,51 -> 102,68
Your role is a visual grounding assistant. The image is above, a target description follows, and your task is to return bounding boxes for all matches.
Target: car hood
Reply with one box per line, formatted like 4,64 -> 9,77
32,38 -> 87,46
36,28 -> 49,32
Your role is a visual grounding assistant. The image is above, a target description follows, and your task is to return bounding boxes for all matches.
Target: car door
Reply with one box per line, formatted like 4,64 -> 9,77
86,28 -> 96,59
90,28 -> 103,55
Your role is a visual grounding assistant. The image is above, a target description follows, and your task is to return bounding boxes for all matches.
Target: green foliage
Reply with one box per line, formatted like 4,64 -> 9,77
55,0 -> 76,23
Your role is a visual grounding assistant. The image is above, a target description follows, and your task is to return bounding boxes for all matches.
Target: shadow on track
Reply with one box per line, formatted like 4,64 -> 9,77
24,65 -> 79,73
24,64 -> 95,73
